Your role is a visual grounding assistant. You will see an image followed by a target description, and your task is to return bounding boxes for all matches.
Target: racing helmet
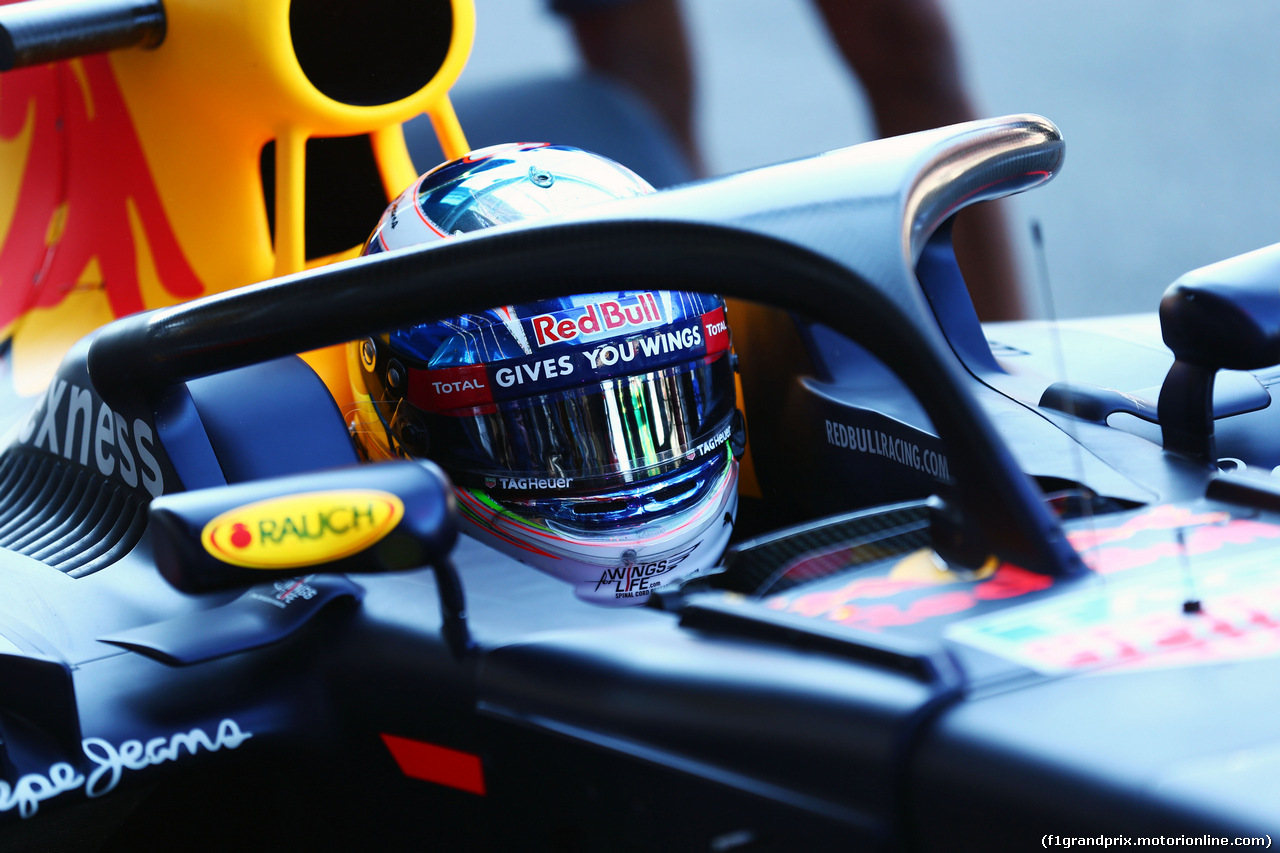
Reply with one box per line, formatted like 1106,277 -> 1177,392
351,143 -> 740,605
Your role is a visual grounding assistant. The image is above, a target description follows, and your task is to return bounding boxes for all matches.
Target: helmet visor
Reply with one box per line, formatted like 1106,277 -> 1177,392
424,353 -> 736,495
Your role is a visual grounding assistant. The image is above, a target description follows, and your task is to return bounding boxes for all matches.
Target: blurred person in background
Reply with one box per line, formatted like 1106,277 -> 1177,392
552,0 -> 1025,320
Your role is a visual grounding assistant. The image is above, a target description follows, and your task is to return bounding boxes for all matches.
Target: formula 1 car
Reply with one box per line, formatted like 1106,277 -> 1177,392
1,1 -> 1279,851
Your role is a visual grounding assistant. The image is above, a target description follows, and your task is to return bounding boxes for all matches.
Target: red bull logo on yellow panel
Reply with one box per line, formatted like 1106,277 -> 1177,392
0,0 -> 477,403
0,55 -> 204,329
202,490 -> 405,569
0,52 -> 205,394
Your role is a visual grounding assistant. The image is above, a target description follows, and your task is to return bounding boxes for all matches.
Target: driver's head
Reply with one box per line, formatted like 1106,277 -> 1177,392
349,143 -> 740,605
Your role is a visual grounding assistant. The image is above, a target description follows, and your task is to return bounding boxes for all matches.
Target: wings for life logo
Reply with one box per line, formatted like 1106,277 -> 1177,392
202,490 -> 405,569
595,542 -> 699,600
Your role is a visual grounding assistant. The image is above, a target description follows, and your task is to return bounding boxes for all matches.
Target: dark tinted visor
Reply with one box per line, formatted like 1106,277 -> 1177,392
423,353 -> 736,495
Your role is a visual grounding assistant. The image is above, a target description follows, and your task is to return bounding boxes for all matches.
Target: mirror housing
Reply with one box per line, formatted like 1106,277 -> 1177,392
1159,243 -> 1280,461
150,460 -> 456,593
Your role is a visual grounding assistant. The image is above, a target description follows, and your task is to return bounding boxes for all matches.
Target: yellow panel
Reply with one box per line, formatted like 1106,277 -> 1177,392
109,0 -> 476,288
100,0 -> 477,405
1,2 -> 478,408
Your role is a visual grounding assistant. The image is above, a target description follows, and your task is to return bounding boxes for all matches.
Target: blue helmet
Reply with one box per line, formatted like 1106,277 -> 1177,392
351,144 -> 740,605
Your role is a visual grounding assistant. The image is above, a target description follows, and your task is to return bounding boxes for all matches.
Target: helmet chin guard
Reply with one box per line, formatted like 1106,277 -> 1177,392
350,143 -> 740,605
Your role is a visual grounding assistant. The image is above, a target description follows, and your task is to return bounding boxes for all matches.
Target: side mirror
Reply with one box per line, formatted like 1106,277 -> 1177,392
149,458 -> 469,657
1159,243 -> 1280,462
149,459 -> 457,592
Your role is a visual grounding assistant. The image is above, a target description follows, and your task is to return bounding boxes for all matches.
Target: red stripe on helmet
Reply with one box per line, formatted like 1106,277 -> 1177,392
701,306 -> 730,354
407,364 -> 494,413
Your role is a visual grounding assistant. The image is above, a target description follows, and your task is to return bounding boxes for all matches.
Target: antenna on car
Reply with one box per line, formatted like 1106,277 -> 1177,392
1030,218 -> 1100,557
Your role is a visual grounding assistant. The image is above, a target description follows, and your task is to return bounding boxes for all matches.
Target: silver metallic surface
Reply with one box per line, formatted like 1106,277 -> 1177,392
903,114 -> 1063,265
